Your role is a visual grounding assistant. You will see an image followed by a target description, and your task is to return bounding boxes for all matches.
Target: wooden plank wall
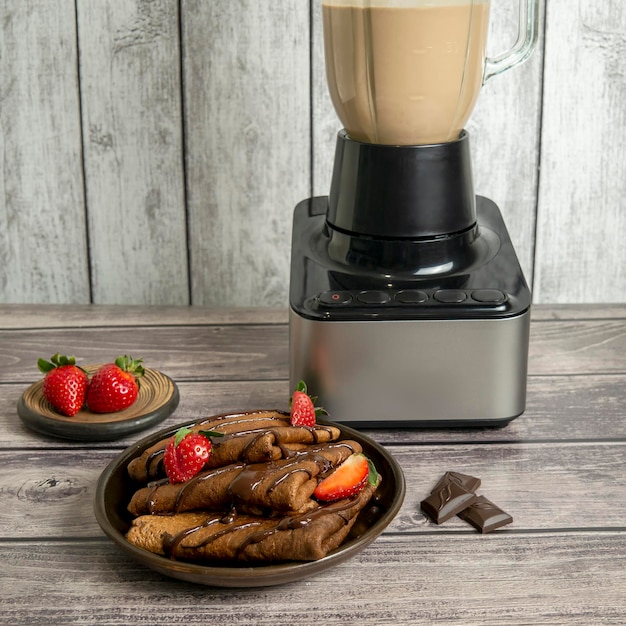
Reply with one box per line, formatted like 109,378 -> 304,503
0,0 -> 624,306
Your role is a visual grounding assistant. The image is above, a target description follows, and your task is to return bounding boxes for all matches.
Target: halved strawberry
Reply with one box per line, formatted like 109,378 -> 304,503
290,380 -> 327,427
313,453 -> 378,502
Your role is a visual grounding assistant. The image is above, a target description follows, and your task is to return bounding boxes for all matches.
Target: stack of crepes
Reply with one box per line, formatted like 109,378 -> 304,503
124,410 -> 381,563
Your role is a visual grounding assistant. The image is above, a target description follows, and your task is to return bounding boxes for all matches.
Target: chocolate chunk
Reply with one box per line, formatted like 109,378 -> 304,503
457,495 -> 513,533
421,478 -> 478,524
431,471 -> 481,495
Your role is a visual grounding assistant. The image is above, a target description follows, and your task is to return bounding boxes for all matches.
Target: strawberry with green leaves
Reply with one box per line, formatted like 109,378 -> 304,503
313,453 -> 379,502
87,355 -> 144,413
290,380 -> 327,427
163,427 -> 223,483
38,353 -> 89,417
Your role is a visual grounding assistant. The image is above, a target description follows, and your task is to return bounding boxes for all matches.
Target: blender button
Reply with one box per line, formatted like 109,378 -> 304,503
471,289 -> 506,304
395,289 -> 428,304
318,290 -> 353,306
434,289 -> 467,304
357,290 -> 391,304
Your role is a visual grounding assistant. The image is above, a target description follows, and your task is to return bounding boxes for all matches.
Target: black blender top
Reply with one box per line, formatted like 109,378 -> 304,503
289,195 -> 532,322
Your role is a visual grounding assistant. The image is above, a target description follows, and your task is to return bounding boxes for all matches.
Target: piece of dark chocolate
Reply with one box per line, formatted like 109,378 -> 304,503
431,471 -> 481,495
420,478 -> 478,524
457,495 -> 513,533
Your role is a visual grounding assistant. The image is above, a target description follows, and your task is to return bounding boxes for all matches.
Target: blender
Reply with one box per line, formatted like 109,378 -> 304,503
289,0 -> 540,426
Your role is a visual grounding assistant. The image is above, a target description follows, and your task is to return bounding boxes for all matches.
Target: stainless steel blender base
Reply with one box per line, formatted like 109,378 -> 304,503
289,307 -> 530,427
288,191 -> 532,428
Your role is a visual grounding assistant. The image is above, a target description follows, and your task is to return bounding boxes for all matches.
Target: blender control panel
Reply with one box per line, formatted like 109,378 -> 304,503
315,288 -> 507,309
302,287 -> 521,320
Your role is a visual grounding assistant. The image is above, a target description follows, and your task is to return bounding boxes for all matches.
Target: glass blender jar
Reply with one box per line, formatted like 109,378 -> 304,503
322,0 -> 539,146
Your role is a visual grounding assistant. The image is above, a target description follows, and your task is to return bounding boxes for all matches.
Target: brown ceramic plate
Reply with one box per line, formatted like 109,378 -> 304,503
17,366 -> 179,441
93,414 -> 405,587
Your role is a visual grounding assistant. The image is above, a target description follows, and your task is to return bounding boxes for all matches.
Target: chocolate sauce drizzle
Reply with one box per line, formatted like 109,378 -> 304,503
143,441 -> 358,516
129,414 -> 370,563
139,415 -> 337,481
162,497 -> 358,561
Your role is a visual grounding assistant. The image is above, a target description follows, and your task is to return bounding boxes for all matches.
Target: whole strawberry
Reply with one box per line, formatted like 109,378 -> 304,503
38,353 -> 88,417
86,355 -> 144,413
163,427 -> 218,483
290,380 -> 327,427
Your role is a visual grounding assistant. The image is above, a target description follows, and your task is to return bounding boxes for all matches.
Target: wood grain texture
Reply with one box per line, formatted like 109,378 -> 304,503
5,373 -> 626,449
0,0 -> 89,304
183,0 -> 310,307
0,303 -> 289,328
2,441 -> 625,539
0,3 -> 625,307
2,534 -> 626,625
534,0 -> 626,303
77,0 -> 189,304
1,304 -> 625,625
530,303 -> 626,320
528,318 -> 626,374
0,316 -> 624,385
0,325 -> 289,384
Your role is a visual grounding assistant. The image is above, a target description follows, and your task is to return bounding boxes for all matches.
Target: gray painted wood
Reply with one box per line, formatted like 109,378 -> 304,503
1,304 -> 626,624
183,0 -> 310,306
2,303 -> 626,449
0,2 -> 624,307
2,441 -> 626,538
77,0 -> 189,304
3,534 -> 625,624
5,373 -> 626,449
2,313 -> 625,384
0,0 -> 89,303
534,0 -> 626,303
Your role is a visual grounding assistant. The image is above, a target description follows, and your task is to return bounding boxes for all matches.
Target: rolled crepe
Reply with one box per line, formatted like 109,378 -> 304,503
125,482 -> 379,562
128,440 -> 363,517
127,410 -> 342,483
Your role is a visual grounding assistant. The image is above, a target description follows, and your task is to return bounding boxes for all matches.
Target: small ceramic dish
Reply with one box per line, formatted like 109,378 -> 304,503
94,415 -> 405,587
17,366 -> 179,441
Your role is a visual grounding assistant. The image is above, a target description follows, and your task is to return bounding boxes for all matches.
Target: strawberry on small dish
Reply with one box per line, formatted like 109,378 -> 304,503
87,356 -> 144,413
37,353 -> 89,417
18,354 -> 179,441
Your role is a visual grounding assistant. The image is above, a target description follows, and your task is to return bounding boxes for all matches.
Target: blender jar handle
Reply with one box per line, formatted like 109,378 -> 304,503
483,0 -> 541,83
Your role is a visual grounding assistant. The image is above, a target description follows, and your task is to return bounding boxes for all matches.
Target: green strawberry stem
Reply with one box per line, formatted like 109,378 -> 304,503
199,429 -> 225,439
173,427 -> 193,446
172,427 -> 224,447
37,353 -> 86,374
112,355 -> 145,389
115,355 -> 144,378
366,457 -> 380,486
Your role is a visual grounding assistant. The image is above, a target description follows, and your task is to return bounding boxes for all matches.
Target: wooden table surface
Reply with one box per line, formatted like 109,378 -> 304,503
1,303 -> 625,625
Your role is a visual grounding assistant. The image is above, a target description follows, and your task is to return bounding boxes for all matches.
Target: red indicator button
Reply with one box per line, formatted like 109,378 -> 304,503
318,291 -> 353,306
